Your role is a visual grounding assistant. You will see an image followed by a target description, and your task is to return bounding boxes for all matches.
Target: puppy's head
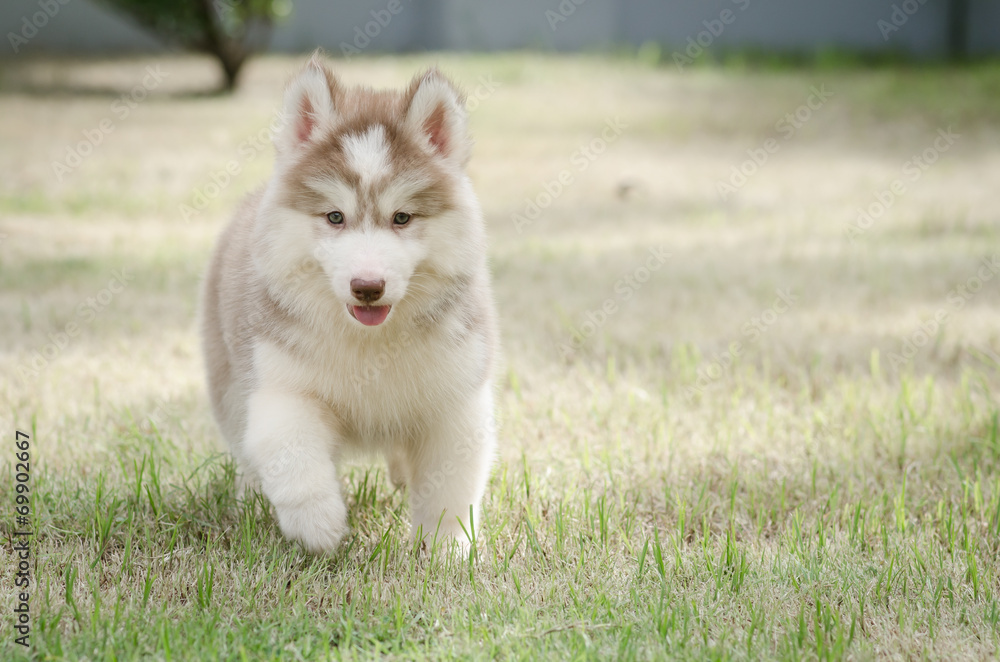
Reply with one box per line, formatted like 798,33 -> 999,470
257,54 -> 483,329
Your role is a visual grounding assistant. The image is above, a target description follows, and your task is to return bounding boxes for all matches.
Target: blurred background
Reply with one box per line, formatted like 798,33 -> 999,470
2,3 -> 1000,658
1,0 -> 998,438
3,1 -> 1000,60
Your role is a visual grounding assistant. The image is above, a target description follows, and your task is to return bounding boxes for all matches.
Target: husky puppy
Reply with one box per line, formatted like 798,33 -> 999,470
200,55 -> 499,554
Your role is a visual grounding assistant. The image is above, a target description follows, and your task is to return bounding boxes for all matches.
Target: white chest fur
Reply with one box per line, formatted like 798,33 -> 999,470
251,314 -> 487,449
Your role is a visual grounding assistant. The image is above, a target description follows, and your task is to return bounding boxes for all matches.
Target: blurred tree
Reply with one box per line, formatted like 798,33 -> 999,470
96,0 -> 289,91
946,0 -> 969,61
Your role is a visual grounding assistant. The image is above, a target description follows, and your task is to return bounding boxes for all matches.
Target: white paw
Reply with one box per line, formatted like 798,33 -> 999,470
235,471 -> 261,502
413,522 -> 475,557
274,492 -> 348,554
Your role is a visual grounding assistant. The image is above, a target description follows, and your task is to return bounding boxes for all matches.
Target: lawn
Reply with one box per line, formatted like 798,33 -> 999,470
1,52 -> 999,660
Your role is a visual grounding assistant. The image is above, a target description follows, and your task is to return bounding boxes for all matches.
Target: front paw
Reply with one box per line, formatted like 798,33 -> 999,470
235,471 -> 261,502
274,492 -> 348,554
413,521 -> 475,557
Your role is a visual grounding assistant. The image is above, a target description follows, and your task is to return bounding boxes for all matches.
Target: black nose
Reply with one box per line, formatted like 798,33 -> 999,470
351,278 -> 385,303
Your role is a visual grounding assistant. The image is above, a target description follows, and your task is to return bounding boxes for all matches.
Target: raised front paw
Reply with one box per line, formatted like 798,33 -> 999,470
274,491 -> 348,554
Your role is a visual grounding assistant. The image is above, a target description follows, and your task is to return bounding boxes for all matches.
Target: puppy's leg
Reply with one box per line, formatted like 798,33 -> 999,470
387,447 -> 410,489
243,388 -> 347,554
234,466 -> 261,502
408,384 -> 496,550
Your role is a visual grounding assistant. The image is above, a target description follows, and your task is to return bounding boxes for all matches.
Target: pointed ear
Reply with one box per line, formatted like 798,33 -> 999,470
275,53 -> 337,156
404,69 -> 470,166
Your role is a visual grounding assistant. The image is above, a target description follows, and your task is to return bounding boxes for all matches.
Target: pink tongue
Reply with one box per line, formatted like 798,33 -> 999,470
352,305 -> 390,326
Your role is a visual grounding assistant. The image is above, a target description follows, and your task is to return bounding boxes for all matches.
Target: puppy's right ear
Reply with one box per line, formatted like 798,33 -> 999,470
275,54 -> 337,156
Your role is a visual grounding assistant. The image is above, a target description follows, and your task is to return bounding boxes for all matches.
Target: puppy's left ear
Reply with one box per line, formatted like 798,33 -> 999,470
404,69 -> 470,166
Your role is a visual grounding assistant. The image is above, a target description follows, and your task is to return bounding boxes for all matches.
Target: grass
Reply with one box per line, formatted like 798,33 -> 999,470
1,52 -> 999,659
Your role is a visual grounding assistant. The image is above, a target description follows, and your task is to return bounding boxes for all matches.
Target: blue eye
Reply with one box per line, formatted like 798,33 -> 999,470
326,211 -> 344,225
393,212 -> 411,226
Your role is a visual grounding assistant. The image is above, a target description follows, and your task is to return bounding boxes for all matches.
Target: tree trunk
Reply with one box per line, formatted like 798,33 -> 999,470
946,0 -> 970,62
196,0 -> 246,93
217,50 -> 246,93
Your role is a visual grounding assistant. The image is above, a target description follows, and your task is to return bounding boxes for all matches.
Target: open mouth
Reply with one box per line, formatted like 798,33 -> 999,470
348,304 -> 391,327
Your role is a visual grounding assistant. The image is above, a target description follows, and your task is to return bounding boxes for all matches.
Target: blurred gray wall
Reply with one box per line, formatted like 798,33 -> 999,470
2,0 -> 998,58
